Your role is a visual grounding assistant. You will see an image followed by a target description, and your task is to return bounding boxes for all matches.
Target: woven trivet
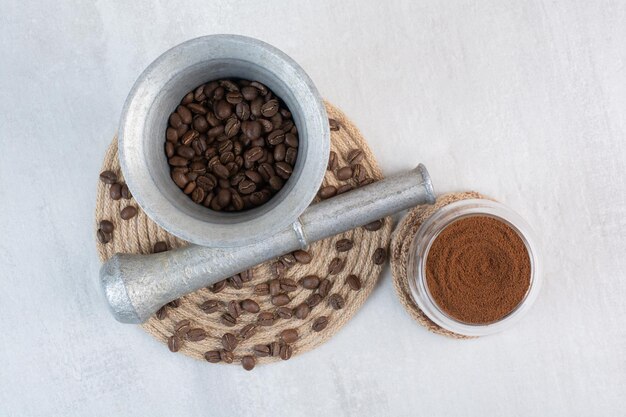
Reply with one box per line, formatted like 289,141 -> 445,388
95,101 -> 392,367
390,191 -> 486,339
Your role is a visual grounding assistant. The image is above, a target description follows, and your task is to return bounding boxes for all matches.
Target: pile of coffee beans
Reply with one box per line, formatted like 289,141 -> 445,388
164,79 -> 299,212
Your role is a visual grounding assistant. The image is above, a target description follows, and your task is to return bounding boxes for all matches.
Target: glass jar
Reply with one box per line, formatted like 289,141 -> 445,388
407,199 -> 542,337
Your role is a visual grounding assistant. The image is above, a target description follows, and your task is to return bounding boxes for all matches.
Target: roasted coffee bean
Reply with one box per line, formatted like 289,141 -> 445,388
280,329 -> 299,344
238,179 -> 256,194
273,143 -> 286,161
153,241 -> 167,253
329,293 -> 345,310
327,151 -> 338,171
204,350 -> 221,363
196,175 -> 216,191
257,312 -> 275,326
168,335 -> 182,352
373,247 -> 386,265
156,306 -> 168,320
295,303 -> 310,320
213,164 -> 229,179
109,183 -> 122,200
275,162 -> 293,179
99,220 -> 114,233
199,299 -> 222,314
293,250 -> 312,264
174,319 -> 191,335
285,147 -> 298,165
166,127 -> 178,142
328,257 -> 345,275
267,129 -> 285,145
220,349 -> 234,363
120,206 -> 137,220
279,278 -> 298,292
270,341 -> 281,357
165,141 -> 175,158
364,219 -> 384,231
319,186 -> 337,199
346,274 -> 362,291
176,105 -> 192,124
214,100 -> 233,120
241,355 -> 256,371
168,156 -> 188,167
221,333 -> 238,351
336,166 -> 353,181
276,307 -> 293,319
261,99 -> 279,117
211,280 -> 227,293
239,323 -> 257,340
253,344 -> 271,357
99,170 -> 117,184
329,118 -> 340,131
191,186 -> 206,204
97,229 -> 111,244
183,181 -> 196,195
279,344 -> 293,360
231,191 -> 244,210
121,184 -> 131,199
228,300 -> 242,318
168,299 -> 181,308
254,283 -> 270,296
279,254 -> 297,268
240,299 -> 260,313
352,164 -> 367,183
176,145 -> 195,159
172,170 -> 189,188
258,118 -> 273,133
226,91 -> 243,104
271,293 -> 291,307
306,293 -> 322,308
336,184 -> 353,195
269,279 -> 281,296
258,163 -> 275,181
284,133 -> 298,147
239,270 -> 253,282
193,115 -> 209,132
268,176 -> 283,191
300,275 -> 320,289
187,328 -> 207,342
228,273 -> 243,289
347,149 -> 365,165
235,102 -> 251,120
220,313 -> 237,327
241,86 -> 259,101
181,130 -> 199,146
318,279 -> 333,298
312,316 -> 329,332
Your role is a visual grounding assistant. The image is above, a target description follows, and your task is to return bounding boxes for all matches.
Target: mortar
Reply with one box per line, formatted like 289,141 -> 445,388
101,35 -> 436,323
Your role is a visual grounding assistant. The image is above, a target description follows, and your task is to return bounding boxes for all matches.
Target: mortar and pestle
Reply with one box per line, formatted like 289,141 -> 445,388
100,35 -> 436,324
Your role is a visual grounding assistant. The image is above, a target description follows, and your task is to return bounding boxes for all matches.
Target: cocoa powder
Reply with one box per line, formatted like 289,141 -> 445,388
425,216 -> 531,324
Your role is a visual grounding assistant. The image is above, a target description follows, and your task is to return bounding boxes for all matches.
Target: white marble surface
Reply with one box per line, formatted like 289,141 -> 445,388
1,1 -> 625,416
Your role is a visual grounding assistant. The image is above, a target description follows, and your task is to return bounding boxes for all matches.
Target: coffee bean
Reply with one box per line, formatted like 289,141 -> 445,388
318,279 -> 333,297
238,179 -> 256,195
346,274 -> 362,291
193,116 -> 209,132
97,229 -> 111,244
293,250 -> 312,264
271,294 -> 291,306
120,206 -> 137,220
227,300 -> 242,318
353,164 -> 367,183
259,118 -> 273,133
240,299 -> 260,313
279,254 -> 297,268
269,279 -> 281,296
279,329 -> 299,344
276,307 -> 293,319
176,105 -> 192,124
284,133 -> 298,147
268,176 -> 283,191
239,323 -> 257,340
336,184 -> 353,194
373,247 -> 386,265
267,129 -> 285,145
99,220 -> 114,233
199,299 -> 222,314
221,333 -> 238,351
204,350 -> 221,363
121,184 -> 131,199
272,262 -> 286,278
279,344 -> 293,360
295,303 -> 310,319
254,283 -> 270,296
279,278 -> 298,292
329,118 -> 340,131
168,156 -> 188,167
261,99 -> 279,117
187,328 -> 207,342
172,170 -> 189,188
174,319 -> 191,335
364,219 -> 384,231
156,306 -> 168,320
253,344 -> 271,357
257,312 -> 275,326
300,275 -> 320,289
165,142 -> 175,158
312,316 -> 329,332
191,186 -> 206,203
220,313 -> 237,327
166,128 -> 178,142
319,186 -> 337,199
212,163 -> 229,179
306,293 -> 322,308
336,166 -> 353,181
183,181 -> 196,195
220,350 -> 234,363
347,149 -> 365,165
153,241 -> 168,253
241,355 -> 256,371
285,147 -> 298,165
211,279 -> 227,293
275,162 -> 293,179
270,341 -> 281,357
99,170 -> 117,184
273,143 -> 286,161
329,293 -> 345,310
168,335 -> 182,352
258,163 -> 275,181
328,257 -> 345,275
109,183 -> 122,200
327,151 -> 338,171
168,299 -> 181,308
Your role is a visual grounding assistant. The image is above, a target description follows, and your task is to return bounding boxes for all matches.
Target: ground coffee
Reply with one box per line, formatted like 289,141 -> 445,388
425,216 -> 531,324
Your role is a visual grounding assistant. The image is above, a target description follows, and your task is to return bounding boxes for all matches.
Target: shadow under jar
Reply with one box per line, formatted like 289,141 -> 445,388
165,78 -> 300,212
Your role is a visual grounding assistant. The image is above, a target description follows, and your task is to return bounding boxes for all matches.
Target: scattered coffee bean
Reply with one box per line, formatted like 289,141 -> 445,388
99,220 -> 114,233
227,300 -> 242,318
240,299 -> 260,313
168,335 -> 182,352
271,293 -> 291,306
373,247 -> 386,265
153,241 -> 167,253
327,151 -> 338,171
300,275 -> 320,289
168,299 -> 181,308
364,219 -> 384,231
228,274 -> 243,290
306,293 -> 322,308
253,344 -> 271,357
257,312 -> 276,326
221,333 -> 238,351
329,118 -> 340,131
240,270 -> 253,282
220,313 -> 237,327
319,186 -> 337,199
174,319 -> 191,336
254,283 -> 270,296
241,355 -> 256,371
272,261 -> 286,278
99,170 -> 117,184
346,149 -> 364,165
204,350 -> 221,363
312,316 -> 329,332
156,306 -> 168,320
120,206 -> 137,220
328,257 -> 345,275
276,307 -> 293,319
318,279 -> 333,298
279,344 -> 293,360
239,323 -> 257,340
97,229 -> 111,244
270,341 -> 281,357
220,349 -> 234,363
336,166 -> 353,181
335,238 -> 353,252
279,329 -> 299,344
269,279 -> 281,296
187,328 -> 207,342
199,299 -> 222,314
346,274 -> 362,291
293,250 -> 312,264
279,278 -> 298,292
336,184 -> 353,194
352,164 -> 367,183
329,293 -> 345,310
211,279 -> 227,293
279,254 -> 297,268
109,183 -> 122,200
295,303 -> 310,319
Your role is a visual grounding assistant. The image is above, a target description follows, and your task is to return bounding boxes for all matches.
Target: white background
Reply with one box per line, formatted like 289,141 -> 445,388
1,1 -> 625,416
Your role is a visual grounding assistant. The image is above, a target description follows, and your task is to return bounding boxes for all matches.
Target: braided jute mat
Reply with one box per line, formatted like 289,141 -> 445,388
95,101 -> 392,367
390,191 -> 486,339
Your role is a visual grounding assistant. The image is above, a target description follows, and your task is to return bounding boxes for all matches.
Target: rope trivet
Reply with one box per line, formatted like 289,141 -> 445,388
95,101 -> 392,368
390,191 -> 486,339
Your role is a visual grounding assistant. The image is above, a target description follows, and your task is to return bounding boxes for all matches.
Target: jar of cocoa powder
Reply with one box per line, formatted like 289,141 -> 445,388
407,199 -> 541,336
